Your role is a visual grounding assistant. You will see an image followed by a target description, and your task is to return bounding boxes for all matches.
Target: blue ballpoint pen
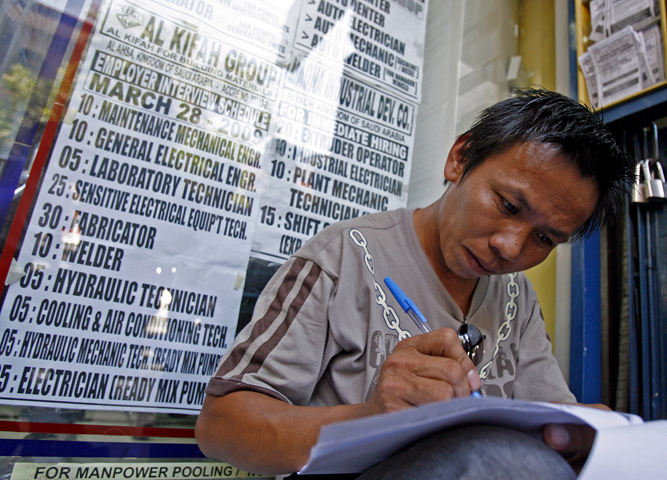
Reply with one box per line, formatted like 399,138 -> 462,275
384,276 -> 482,398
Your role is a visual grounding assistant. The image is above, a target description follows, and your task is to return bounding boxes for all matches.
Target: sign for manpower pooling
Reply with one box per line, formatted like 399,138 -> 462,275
0,0 -> 428,415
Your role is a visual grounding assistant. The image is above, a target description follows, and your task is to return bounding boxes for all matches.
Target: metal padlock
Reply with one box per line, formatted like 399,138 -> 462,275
650,162 -> 666,201
633,161 -> 646,203
642,160 -> 666,202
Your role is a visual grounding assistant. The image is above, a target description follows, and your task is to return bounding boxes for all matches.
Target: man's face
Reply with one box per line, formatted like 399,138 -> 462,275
435,140 -> 599,280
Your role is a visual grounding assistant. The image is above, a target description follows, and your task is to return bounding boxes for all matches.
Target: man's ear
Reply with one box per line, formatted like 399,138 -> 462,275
444,134 -> 469,184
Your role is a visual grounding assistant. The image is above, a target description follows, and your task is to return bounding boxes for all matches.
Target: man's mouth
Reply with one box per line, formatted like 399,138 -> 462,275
466,248 -> 496,276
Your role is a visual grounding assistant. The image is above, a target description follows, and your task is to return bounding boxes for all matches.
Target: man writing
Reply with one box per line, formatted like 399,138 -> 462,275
196,89 -> 634,478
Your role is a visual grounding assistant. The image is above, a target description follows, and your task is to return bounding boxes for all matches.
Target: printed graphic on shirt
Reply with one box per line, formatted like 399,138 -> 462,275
348,228 -> 409,400
349,229 -> 525,401
349,228 -> 410,338
480,343 -> 519,399
478,274 -> 522,398
365,330 -> 399,401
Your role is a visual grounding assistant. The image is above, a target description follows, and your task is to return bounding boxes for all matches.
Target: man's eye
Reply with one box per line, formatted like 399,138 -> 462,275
503,199 -> 518,214
538,233 -> 554,246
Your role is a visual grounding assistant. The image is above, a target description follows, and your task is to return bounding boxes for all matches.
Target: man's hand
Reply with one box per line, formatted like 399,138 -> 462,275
361,328 -> 481,416
543,404 -> 610,473
543,424 -> 595,473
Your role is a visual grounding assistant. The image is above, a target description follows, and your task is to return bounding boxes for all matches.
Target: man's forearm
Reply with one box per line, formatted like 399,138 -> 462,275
195,330 -> 481,475
195,390 -> 365,475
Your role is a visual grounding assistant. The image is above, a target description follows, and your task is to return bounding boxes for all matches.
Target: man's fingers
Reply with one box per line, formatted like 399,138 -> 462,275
390,375 -> 458,407
386,328 -> 481,395
409,328 -> 481,391
367,327 -> 485,414
467,368 -> 481,391
411,356 -> 473,397
543,423 -> 596,455
370,358 -> 469,413
543,423 -> 596,474
380,349 -> 471,400
551,401 -> 612,412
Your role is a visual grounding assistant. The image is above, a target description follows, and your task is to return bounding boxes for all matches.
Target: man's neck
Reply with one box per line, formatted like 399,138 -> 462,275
413,204 -> 478,317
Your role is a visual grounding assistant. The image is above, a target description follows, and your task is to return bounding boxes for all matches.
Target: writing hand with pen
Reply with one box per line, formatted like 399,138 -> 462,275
359,277 -> 484,417
365,277 -> 607,473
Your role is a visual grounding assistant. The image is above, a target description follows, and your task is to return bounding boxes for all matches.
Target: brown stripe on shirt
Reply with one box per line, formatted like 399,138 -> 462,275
240,261 -> 322,376
214,257 -> 313,377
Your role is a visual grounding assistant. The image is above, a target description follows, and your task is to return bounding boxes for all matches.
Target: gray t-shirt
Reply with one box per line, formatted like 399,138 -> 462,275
206,208 -> 576,405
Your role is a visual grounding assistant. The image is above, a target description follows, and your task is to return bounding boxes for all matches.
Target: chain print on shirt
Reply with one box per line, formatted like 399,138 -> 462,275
479,273 -> 519,380
349,229 -> 411,341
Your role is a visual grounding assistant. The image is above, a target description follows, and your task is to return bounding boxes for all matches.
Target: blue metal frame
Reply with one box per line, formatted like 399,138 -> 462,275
0,438 -> 205,458
627,204 -> 640,415
655,213 -> 667,420
568,0 -> 601,403
636,210 -> 652,416
567,0 -> 667,407
569,232 -> 602,403
598,88 -> 667,124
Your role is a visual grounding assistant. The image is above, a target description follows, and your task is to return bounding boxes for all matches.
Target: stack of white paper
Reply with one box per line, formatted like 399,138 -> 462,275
299,396 -> 666,477
579,0 -> 665,108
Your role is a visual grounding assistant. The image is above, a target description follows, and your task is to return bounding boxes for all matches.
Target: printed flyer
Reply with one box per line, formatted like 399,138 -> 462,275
0,0 -> 429,414
251,0 -> 428,262
0,0 -> 290,414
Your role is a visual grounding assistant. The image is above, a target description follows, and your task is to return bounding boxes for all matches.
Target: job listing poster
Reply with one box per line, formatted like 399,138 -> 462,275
0,0 -> 428,415
0,0 -> 297,414
251,0 -> 428,262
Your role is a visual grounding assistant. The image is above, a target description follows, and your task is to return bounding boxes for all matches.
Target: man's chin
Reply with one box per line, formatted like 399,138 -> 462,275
461,248 -> 496,277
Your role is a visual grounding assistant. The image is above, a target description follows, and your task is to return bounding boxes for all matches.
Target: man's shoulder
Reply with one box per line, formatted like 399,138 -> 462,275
297,208 -> 414,257
327,208 -> 412,232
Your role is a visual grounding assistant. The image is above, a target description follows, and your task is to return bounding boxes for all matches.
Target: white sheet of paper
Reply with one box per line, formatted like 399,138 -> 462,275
579,51 -> 601,109
641,23 -> 666,83
589,0 -> 608,41
299,396 -> 642,474
586,26 -> 645,106
609,0 -> 655,34
578,420 -> 667,479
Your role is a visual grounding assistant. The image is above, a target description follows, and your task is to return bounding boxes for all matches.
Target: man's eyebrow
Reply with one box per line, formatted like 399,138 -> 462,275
545,227 -> 569,243
512,190 -> 570,242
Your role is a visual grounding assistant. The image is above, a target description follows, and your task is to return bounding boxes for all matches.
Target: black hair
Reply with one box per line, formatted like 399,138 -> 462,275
457,88 -> 635,243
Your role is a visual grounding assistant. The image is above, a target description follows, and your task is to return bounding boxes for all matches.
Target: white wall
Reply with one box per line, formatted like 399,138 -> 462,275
409,0 -> 520,209
408,0 -> 465,208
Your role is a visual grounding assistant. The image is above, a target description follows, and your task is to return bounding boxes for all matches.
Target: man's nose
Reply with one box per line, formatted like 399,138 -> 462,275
489,227 -> 527,262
